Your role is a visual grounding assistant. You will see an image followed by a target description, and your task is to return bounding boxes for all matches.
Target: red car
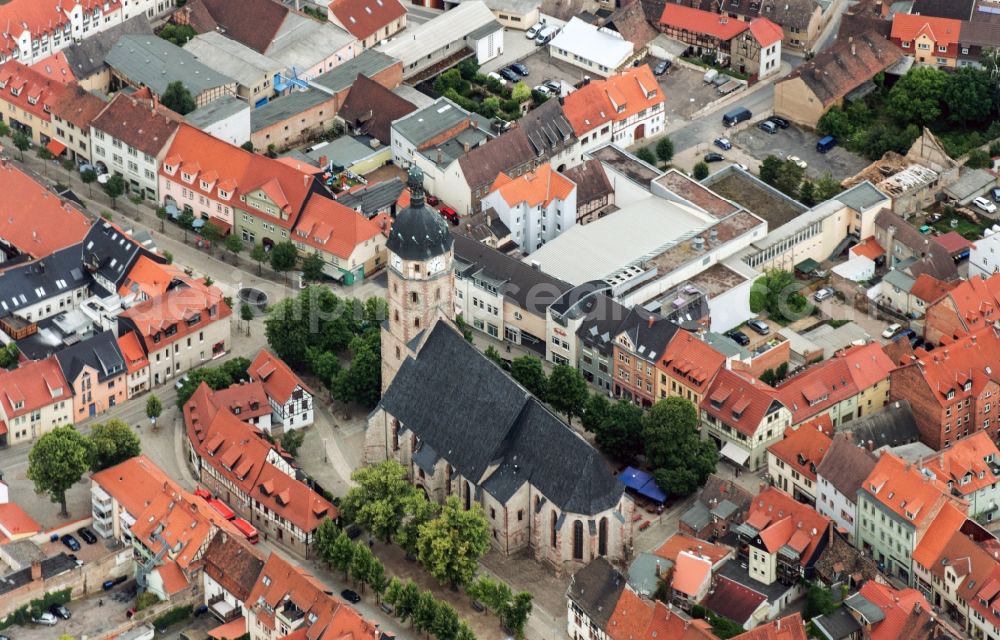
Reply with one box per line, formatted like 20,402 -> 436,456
438,206 -> 459,225
425,194 -> 440,206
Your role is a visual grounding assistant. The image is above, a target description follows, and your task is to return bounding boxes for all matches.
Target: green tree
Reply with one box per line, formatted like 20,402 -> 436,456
250,243 -> 268,275
145,394 -> 163,425
759,155 -> 782,185
396,492 -> 439,558
27,425 -> 90,516
803,581 -> 836,619
175,357 -> 251,406
769,160 -> 804,197
88,419 -> 142,472
458,58 -> 480,80
240,302 -> 254,336
817,106 -> 852,140
102,174 -> 126,209
37,146 -> 53,176
280,429 -> 305,457
966,149 -> 992,169
510,355 -> 547,399
512,81 -> 531,103
269,241 -> 298,283
341,460 -> 417,543
158,23 -> 197,45
81,168 -> 97,197
484,345 -> 504,365
413,591 -> 439,635
313,517 -> 340,568
417,496 -> 491,587
432,601 -> 461,640
384,577 -> 404,609
581,392 -> 612,433
11,130 -> 29,161
349,542 -> 375,593
307,347 -> 341,385
636,146 -> 656,165
502,592 -> 534,640
594,400 -> 644,462
0,343 -> 18,369
455,314 -> 475,342
223,232 -> 243,263
456,623 -> 476,640
886,66 -> 948,126
161,81 -> 197,115
241,141 -> 255,152
814,174 -> 844,202
368,558 -> 388,604
330,529 -> 355,579
397,580 -> 422,624
708,613 -> 746,639
331,333 -> 381,409
0,121 -> 9,138
200,221 -> 223,255
656,136 -> 675,164
942,66 -> 993,125
799,180 -> 816,206
749,269 -> 807,320
644,398 -> 717,496
301,252 -> 326,282
546,364 -> 589,422
692,162 -> 709,180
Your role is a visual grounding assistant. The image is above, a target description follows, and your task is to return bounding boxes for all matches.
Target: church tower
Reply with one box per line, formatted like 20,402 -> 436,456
381,166 -> 455,391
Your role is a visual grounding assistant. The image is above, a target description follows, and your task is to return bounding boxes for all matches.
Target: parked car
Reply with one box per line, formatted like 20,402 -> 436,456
49,604 -> 71,620
0,633 -> 11,640
438,206 -> 459,225
525,22 -> 543,38
881,323 -> 902,339
747,319 -> 770,335
757,120 -> 778,134
532,85 -> 551,96
816,135 -> 836,153
770,116 -> 790,129
726,330 -> 750,346
425,194 -> 440,206
713,137 -> 732,150
103,576 -> 128,590
722,106 -> 752,127
814,287 -> 834,302
341,589 -> 362,604
33,613 -> 58,626
194,604 -> 209,617
653,59 -> 671,75
704,152 -> 724,163
174,374 -> 189,391
77,527 -> 97,544
926,213 -> 942,224
543,79 -> 561,93
510,62 -> 530,76
499,67 -> 519,82
787,155 -> 807,169
486,71 -> 507,86
60,534 -> 80,552
991,187 -> 1000,202
974,196 -> 998,214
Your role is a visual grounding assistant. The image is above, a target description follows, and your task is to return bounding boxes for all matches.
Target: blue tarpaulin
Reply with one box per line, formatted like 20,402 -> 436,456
620,466 -> 667,503
192,217 -> 206,229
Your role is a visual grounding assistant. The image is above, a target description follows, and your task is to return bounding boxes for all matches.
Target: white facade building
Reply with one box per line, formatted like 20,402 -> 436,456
480,163 -> 577,252
970,230 -> 1000,279
549,18 -> 634,77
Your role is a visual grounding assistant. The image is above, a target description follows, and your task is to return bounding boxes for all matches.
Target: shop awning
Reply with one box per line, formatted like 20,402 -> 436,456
795,258 -> 820,274
208,616 -> 246,639
637,481 -> 667,503
620,466 -> 667,504
164,202 -> 179,218
45,139 -> 66,156
720,441 -> 750,466
192,217 -> 206,229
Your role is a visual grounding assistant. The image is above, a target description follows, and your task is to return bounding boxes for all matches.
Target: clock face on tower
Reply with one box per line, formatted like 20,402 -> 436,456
428,256 -> 444,274
390,253 -> 402,272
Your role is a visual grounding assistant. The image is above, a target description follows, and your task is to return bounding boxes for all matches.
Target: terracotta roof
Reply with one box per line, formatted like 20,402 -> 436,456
457,126 -> 537,191
562,66 -> 663,136
0,162 -> 90,259
119,281 -> 231,352
246,553 -> 380,640
731,614 -> 807,640
659,327 -> 726,395
201,528 -> 266,602
338,74 -> 415,144
748,18 -> 784,47
0,60 -> 67,122
130,488 -> 237,572
489,163 -> 575,209
767,422 -> 832,482
654,533 -> 731,566
855,581 -> 930,640
659,4 -> 749,39
890,13 -> 960,46
643,600 -> 717,640
971,564 -> 1000,633
0,0 -> 88,56
119,254 -> 186,299
606,587 -> 655,640
908,273 -> 955,304
702,576 -> 767,625
672,551 -> 712,598
862,453 -> 960,529
780,35 -> 903,108
607,1 -> 659,48
30,52 -> 76,85
898,326 -> 1000,406
0,502 -> 41,539
294,195 -> 385,260
117,331 -> 149,374
184,0 -> 289,54
328,0 -> 406,41
0,357 -> 70,421
745,487 -> 830,566
815,432 -> 877,503
701,369 -> 783,437
840,342 -> 896,392
91,91 -> 182,157
926,526 -> 997,604
932,273 -> 1000,336
919,431 -> 1000,498
49,83 -> 106,130
250,350 -> 312,405
210,381 -> 271,421
156,561 -> 190,595
91,455 -> 183,518
252,463 -> 335,537
851,236 -> 884,261
934,231 -> 972,255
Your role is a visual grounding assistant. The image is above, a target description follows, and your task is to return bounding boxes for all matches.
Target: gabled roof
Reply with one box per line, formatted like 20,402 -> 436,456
908,273 -> 955,304
840,400 -> 920,449
861,453 -> 960,529
567,558 -> 626,630
0,357 -> 69,422
615,307 -> 681,364
183,0 -> 289,54
117,331 -> 149,374
562,66 -> 663,136
61,15 -> 154,80
381,321 -> 624,515
606,0 -> 659,48
780,35 -> 903,108
489,163 -> 575,208
338,74 -> 415,145
731,614 -> 807,640
815,432 -> 877,502
82,220 -> 157,289
91,91 -> 183,158
328,0 -> 406,41
48,83 -> 106,132
105,35 -> 235,97
458,126 -> 537,190
748,17 -> 784,47
702,576 -> 767,626
55,330 -> 125,384
606,587 -> 655,640
701,369 -> 783,437
852,581 -> 930,640
294,194 -> 385,261
202,533 -> 265,604
933,272 -> 1000,335
654,533 -> 731,566
898,326 -> 1000,407
119,254 -> 185,299
767,423 -> 832,482
91,455 -> 185,523
890,13 -> 960,46
561,159 -> 613,205
0,162 -> 90,259
119,280 -> 230,352
672,551 -> 713,597
744,487 -> 830,566
659,330 -> 726,395
919,431 -> 1000,498
0,502 -> 41,540
250,350 -> 312,405
659,4 -> 750,39
0,60 -> 67,122
210,380 -> 271,421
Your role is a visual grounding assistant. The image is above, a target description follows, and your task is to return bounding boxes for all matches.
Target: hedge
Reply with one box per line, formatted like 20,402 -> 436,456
153,604 -> 193,630
0,587 -> 72,629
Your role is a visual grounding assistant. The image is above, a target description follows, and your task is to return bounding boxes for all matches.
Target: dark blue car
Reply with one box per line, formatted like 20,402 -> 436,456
510,62 -> 530,76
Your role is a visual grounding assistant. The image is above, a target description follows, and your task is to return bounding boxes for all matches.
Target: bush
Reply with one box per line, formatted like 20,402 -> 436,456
966,148 -> 992,169
154,604 -> 193,630
693,162 -> 709,180
136,592 -> 161,611
0,588 -> 72,629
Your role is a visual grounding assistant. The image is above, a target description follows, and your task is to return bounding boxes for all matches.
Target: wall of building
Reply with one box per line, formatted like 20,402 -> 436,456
92,128 -> 168,200
772,77 -> 829,128
249,94 -> 339,153
199,105 -> 251,147
2,395 -> 73,446
70,366 -> 127,421
147,316 -> 230,387
816,475 -> 858,543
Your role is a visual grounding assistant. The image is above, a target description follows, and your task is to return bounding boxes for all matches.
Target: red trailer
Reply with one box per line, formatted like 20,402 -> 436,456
207,498 -> 235,520
231,517 -> 259,544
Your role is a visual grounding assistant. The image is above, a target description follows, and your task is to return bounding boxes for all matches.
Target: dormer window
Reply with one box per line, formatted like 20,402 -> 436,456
946,390 -> 955,400
218,189 -> 230,200
164,164 -> 175,174
182,172 -> 193,182
10,86 -> 20,96
13,400 -> 23,410
616,104 -> 625,113
964,381 -> 973,392
42,103 -> 50,113
27,95 -> 36,105
200,180 -> 211,190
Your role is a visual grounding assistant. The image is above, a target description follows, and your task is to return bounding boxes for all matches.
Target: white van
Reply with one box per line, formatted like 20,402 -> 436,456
525,22 -> 543,38
534,25 -> 558,45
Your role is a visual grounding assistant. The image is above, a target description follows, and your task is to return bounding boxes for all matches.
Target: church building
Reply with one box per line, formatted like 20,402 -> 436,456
366,167 -> 634,570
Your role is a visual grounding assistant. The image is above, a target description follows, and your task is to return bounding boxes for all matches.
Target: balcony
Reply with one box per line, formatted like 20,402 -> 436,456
91,484 -> 113,509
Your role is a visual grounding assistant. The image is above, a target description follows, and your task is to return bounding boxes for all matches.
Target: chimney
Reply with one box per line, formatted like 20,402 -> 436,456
851,43 -> 856,56
436,148 -> 443,164
319,155 -> 328,168
463,141 -> 470,153
648,315 -> 655,328
31,560 -> 41,581
486,213 -> 492,226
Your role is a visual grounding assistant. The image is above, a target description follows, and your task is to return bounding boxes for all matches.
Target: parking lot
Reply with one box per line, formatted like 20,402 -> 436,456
5,584 -> 136,640
501,47 -> 591,93
733,123 -> 869,181
656,63 -> 739,119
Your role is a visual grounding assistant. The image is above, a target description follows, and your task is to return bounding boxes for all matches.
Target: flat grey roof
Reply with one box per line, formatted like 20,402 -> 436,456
310,49 -> 399,95
184,31 -> 282,88
322,135 -> 383,169
267,13 -> 356,73
105,34 -> 235,96
186,95 -> 249,128
392,97 -> 484,147
251,88 -> 332,131
837,181 -> 889,212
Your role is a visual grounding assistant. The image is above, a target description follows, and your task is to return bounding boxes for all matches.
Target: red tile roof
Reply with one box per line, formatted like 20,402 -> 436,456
767,422 -> 833,482
0,357 -> 70,421
91,91 -> 183,157
899,326 -> 1000,406
0,163 -> 90,258
911,501 -> 967,569
851,236 -> 884,261
890,13 -> 961,47
0,501 -> 41,539
862,453 -> 961,529
908,273 -> 955,304
701,369 -> 783,437
643,601 -> 717,640
702,576 -> 767,626
117,331 -> 149,374
562,66 -> 663,136
932,273 -> 1000,336
119,254 -> 186,300
606,587 -> 655,640
91,455 -> 184,518
659,4 -> 750,40
0,0 -> 120,57
327,0 -> 406,41
672,551 -> 712,598
0,60 -> 68,122
49,83 -> 106,131
934,231 -> 972,255
210,380 -> 271,421
659,328 -> 726,395
731,614 -> 807,640
157,560 -> 190,595
745,487 -> 830,566
971,564 -> 1000,633
919,431 -> 1000,498
294,195 -> 385,260
250,350 -> 312,405
654,533 -> 731,566
489,163 -> 576,208
119,280 -> 231,353
857,581 -> 930,640
748,18 -> 784,47
30,52 -> 76,85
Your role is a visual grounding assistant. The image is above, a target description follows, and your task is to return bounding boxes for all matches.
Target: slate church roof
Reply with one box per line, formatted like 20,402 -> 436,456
380,321 -> 624,515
